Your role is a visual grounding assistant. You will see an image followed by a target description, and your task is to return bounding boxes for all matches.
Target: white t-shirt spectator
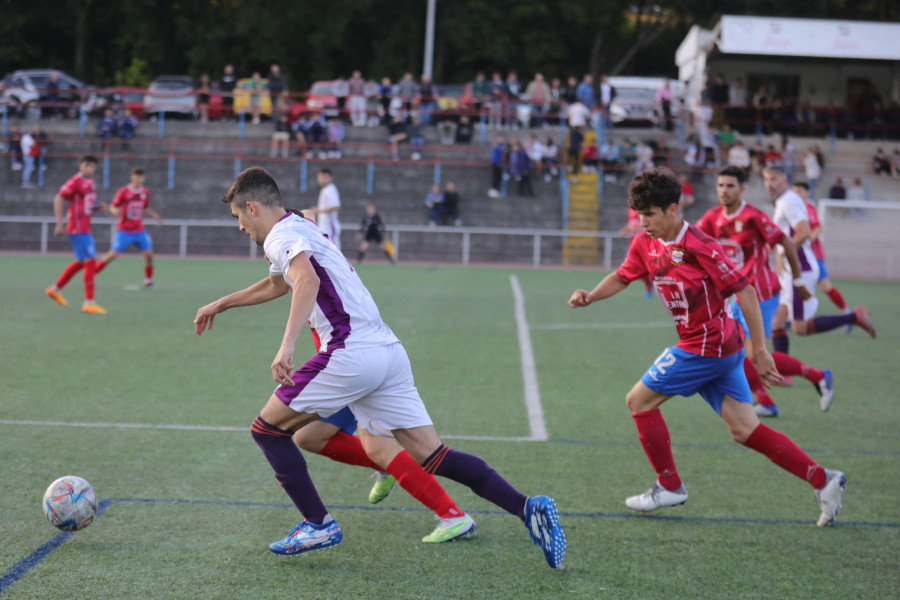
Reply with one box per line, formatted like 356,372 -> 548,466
567,102 -> 591,128
317,182 -> 341,250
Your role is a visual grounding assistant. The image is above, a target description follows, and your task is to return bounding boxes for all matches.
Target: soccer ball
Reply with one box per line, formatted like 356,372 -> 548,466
42,476 -> 97,531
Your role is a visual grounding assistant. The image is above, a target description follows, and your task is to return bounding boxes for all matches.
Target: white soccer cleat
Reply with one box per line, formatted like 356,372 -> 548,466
625,482 -> 688,512
754,403 -> 779,418
815,469 -> 847,527
815,370 -> 834,412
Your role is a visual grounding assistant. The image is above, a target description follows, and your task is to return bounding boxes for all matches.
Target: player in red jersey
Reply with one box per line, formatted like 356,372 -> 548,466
619,206 -> 653,298
95,168 -> 162,288
696,166 -> 831,417
45,155 -> 107,314
568,168 -> 846,526
793,181 -> 852,324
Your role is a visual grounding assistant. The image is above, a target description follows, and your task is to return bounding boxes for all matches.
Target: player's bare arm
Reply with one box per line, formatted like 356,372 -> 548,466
52,194 -> 65,236
735,285 -> 781,387
194,275 -> 290,335
778,236 -> 813,300
790,219 -> 811,247
271,252 -> 320,386
144,207 -> 162,225
569,272 -> 628,308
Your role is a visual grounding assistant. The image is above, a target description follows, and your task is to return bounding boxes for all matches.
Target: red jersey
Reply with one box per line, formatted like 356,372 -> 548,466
805,201 -> 825,261
616,222 -> 749,358
695,201 -> 786,302
112,185 -> 150,233
58,174 -> 97,235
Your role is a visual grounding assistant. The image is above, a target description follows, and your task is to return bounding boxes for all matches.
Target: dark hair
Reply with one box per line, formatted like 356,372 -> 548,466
718,165 -> 746,185
318,168 -> 332,177
131,167 -> 145,176
628,167 -> 681,212
222,166 -> 282,208
80,155 -> 98,165
792,181 -> 809,191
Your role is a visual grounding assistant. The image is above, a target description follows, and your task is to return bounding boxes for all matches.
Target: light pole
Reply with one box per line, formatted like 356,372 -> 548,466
423,0 -> 436,79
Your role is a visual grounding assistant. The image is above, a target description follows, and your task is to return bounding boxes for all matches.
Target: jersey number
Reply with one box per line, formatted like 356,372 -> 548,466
653,350 -> 677,374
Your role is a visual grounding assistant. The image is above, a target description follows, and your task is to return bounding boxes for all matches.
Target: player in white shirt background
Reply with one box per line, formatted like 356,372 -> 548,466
310,168 -> 342,251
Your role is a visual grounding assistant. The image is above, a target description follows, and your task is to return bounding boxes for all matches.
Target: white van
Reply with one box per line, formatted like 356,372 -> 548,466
608,76 -> 682,127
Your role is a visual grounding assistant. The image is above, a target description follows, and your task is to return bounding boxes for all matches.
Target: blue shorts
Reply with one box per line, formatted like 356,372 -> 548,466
319,406 -> 357,435
731,295 -> 779,339
641,346 -> 752,415
112,230 -> 153,252
817,258 -> 829,281
68,233 -> 96,261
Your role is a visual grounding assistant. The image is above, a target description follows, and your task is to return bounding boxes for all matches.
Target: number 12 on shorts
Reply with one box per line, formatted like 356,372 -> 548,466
649,349 -> 677,379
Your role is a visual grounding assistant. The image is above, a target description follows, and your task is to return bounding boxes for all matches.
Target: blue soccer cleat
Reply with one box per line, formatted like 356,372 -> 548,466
269,518 -> 342,556
524,495 -> 566,568
815,369 -> 834,412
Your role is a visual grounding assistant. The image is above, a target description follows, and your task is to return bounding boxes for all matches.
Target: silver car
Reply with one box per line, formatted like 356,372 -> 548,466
144,75 -> 196,118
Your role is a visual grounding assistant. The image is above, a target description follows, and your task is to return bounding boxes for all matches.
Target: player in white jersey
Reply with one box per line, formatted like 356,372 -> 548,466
193,167 -> 565,568
764,166 -> 875,364
310,168 -> 341,251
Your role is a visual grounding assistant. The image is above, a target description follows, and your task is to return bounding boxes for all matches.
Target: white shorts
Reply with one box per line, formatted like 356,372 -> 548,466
778,266 -> 820,322
274,343 -> 432,437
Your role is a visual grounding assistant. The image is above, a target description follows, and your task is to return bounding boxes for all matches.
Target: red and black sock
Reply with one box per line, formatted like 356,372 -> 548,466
632,409 -> 682,491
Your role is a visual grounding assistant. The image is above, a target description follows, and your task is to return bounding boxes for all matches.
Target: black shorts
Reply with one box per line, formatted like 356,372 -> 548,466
364,232 -> 383,244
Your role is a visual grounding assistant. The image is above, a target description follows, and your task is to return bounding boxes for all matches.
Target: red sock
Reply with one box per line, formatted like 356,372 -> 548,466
95,260 -> 108,274
319,432 -> 379,469
772,351 -> 823,384
55,260 -> 84,289
632,409 -> 681,490
82,258 -> 97,301
826,287 -> 847,311
743,356 -> 775,406
742,424 -> 826,489
144,265 -> 153,280
386,451 -> 462,518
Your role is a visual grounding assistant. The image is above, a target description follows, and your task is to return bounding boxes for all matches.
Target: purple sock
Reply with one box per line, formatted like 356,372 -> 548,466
809,313 -> 856,334
250,415 -> 328,524
772,329 -> 789,354
422,444 -> 528,520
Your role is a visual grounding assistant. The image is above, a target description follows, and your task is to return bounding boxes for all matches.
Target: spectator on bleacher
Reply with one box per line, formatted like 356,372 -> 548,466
407,115 -> 424,160
568,127 -> 584,178
364,79 -> 379,126
438,119 -> 457,145
455,116 -> 473,144
575,74 -> 595,110
326,118 -> 344,159
543,137 -> 560,181
248,72 -> 264,125
656,80 -> 673,132
271,113 -> 292,158
526,135 -> 546,178
566,98 -> 591,131
749,141 -> 764,177
505,71 -> 522,101
118,109 -> 138,150
377,77 -> 393,125
561,76 -> 578,107
634,140 -> 654,175
267,64 -> 287,119
488,135 -> 506,198
416,74 -> 439,126
333,76 -> 349,123
424,183 -> 443,226
872,148 -> 891,175
549,78 -> 563,126
803,146 -> 822,199
387,113 -> 408,161
524,73 -> 551,128
307,112 -> 329,158
197,73 -> 211,123
487,72 -> 506,129
600,137 -> 623,167
727,140 -> 751,176
7,125 -> 23,171
892,149 -> 900,179
509,138 -> 534,196
781,135 -> 795,182
348,70 -> 367,127
718,123 -> 735,155
20,128 -> 37,187
828,178 -> 846,200
679,173 -> 695,210
728,77 -> 747,127
47,71 -> 61,118
847,177 -> 866,217
471,71 -> 489,116
599,75 -> 616,128
220,64 -> 236,120
710,73 -> 729,128
763,144 -> 782,168
582,139 -> 599,173
442,181 -> 461,226
98,109 -> 117,140
397,73 -> 417,121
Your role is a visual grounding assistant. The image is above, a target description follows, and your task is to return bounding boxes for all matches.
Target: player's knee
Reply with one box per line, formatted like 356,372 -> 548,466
625,390 -> 643,414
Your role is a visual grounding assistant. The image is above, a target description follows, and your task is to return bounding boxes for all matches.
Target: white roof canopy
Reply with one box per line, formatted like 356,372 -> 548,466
718,15 -> 900,61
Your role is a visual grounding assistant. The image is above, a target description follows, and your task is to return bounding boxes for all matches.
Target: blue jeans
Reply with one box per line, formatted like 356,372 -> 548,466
22,156 -> 35,184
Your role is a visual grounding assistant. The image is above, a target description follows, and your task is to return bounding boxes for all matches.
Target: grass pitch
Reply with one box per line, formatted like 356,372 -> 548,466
1,255 -> 898,599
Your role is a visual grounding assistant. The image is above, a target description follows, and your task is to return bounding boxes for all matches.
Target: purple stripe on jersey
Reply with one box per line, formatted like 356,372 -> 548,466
792,285 -> 806,321
788,226 -> 812,271
308,256 -> 352,350
275,352 -> 332,404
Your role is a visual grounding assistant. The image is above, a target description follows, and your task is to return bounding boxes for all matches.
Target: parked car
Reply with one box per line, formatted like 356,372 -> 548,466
0,69 -> 103,118
91,86 -> 147,118
233,77 -> 272,119
301,80 -> 339,118
608,77 -> 682,127
144,75 -> 196,118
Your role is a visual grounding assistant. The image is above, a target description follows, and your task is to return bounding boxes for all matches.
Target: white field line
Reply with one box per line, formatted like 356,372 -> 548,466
0,420 -> 541,442
533,322 -> 672,330
509,274 -> 548,441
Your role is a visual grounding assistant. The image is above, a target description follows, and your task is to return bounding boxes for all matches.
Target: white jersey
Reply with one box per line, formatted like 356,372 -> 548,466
264,212 -> 398,352
316,182 -> 341,249
773,188 -> 817,274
